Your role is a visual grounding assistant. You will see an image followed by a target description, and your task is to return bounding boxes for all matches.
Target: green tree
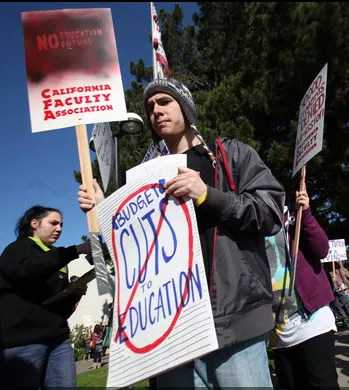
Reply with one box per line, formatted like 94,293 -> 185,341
75,2 -> 349,243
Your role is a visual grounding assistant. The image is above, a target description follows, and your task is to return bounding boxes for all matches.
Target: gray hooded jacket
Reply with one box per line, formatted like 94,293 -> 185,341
201,137 -> 285,348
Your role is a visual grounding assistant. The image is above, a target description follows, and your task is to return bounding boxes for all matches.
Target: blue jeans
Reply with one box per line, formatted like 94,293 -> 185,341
0,338 -> 76,389
156,334 -> 273,388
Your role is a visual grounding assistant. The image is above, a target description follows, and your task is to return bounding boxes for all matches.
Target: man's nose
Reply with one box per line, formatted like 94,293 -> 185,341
153,102 -> 162,116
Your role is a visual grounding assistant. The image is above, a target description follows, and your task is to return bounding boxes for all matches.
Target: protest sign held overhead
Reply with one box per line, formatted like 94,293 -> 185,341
289,64 -> 328,294
21,8 -> 128,132
292,63 -> 328,176
321,239 -> 348,263
21,8 -> 125,295
97,154 -> 218,388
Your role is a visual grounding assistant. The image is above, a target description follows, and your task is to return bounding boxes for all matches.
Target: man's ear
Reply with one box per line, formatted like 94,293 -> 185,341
30,219 -> 39,230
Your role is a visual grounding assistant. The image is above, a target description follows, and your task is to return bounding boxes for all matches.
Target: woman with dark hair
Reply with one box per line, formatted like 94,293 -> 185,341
0,205 -> 91,389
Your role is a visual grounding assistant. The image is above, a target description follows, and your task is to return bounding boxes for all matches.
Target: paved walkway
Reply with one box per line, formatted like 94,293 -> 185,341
76,354 -> 109,375
76,330 -> 349,388
335,329 -> 349,388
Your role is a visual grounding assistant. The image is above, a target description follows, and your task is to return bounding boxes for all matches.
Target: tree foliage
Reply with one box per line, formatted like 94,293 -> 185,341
75,2 -> 349,243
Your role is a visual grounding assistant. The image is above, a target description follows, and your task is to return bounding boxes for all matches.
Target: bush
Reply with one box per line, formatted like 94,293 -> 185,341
71,324 -> 89,361
74,346 -> 85,362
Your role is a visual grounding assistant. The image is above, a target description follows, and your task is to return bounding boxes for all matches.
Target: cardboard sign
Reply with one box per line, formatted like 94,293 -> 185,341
292,63 -> 328,176
142,140 -> 169,163
21,8 -> 127,132
321,239 -> 347,262
97,154 -> 218,388
92,122 -> 115,192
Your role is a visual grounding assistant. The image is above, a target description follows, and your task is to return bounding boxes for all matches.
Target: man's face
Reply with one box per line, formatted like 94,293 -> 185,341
145,93 -> 186,140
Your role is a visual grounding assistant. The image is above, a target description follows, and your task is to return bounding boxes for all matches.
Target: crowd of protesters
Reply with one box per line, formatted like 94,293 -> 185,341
1,76 -> 346,390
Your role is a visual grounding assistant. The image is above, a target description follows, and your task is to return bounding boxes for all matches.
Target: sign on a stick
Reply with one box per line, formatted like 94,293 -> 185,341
21,8 -> 127,132
321,239 -> 347,263
292,63 -> 328,177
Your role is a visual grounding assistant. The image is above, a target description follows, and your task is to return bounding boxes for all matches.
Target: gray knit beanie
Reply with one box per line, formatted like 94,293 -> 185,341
143,78 -> 197,126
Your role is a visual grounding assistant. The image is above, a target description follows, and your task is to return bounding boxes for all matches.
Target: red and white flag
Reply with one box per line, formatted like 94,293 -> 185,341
151,2 -> 170,78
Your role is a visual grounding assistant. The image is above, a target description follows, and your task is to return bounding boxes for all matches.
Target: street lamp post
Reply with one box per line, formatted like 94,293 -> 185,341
113,113 -> 144,189
89,113 -> 144,190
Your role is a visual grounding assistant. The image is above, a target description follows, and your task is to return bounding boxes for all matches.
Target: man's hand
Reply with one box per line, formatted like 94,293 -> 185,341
164,167 -> 207,201
78,179 -> 105,212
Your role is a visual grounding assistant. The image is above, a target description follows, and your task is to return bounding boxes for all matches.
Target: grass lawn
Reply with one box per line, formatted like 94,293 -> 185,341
77,366 -> 149,389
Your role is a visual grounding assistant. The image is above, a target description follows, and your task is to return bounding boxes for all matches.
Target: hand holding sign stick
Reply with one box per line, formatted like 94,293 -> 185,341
289,63 -> 328,296
75,124 -> 111,296
289,165 -> 306,296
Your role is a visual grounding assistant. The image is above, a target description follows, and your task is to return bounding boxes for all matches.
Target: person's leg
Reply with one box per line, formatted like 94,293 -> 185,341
92,348 -> 97,369
295,331 -> 339,389
195,333 -> 273,388
0,344 -> 49,388
97,351 -> 102,368
333,294 -> 347,321
338,291 -> 349,317
156,361 -> 196,388
273,346 -> 297,389
149,376 -> 158,390
84,346 -> 90,361
45,338 -> 77,389
157,334 -> 272,389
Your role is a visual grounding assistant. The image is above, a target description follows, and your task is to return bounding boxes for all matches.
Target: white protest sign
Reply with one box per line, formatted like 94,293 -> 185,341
292,63 -> 328,177
97,154 -> 218,388
321,239 -> 347,263
142,140 -> 169,163
127,151 -> 176,183
92,122 -> 114,192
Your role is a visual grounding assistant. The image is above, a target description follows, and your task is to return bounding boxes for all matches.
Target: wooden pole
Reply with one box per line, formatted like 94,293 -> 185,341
292,165 -> 306,258
75,124 -> 99,233
76,124 -> 111,295
289,164 -> 306,295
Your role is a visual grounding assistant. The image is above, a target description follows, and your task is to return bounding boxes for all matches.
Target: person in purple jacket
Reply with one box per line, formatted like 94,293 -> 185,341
266,186 -> 339,389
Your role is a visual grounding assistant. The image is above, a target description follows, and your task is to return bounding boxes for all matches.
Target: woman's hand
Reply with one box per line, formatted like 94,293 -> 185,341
78,179 -> 105,212
296,188 -> 310,210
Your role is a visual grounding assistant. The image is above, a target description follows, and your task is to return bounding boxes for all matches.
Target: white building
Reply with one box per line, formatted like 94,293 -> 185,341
67,255 -> 114,330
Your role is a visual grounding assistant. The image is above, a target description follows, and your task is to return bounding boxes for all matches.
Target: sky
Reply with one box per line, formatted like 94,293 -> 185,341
0,2 -> 199,253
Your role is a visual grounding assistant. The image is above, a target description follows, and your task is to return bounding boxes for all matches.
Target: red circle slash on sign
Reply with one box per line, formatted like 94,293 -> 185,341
112,183 -> 194,353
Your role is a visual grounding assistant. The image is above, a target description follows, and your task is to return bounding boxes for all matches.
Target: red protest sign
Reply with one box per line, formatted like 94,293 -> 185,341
21,8 -> 127,132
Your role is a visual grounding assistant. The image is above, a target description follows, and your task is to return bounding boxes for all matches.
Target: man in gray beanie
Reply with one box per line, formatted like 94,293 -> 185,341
77,77 -> 285,389
144,78 -> 197,125
142,77 -> 285,388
